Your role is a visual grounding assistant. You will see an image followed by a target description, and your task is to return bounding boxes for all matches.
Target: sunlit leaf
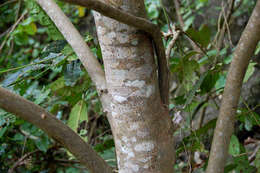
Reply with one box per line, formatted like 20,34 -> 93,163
77,6 -> 85,17
67,100 -> 88,133
229,135 -> 240,156
243,62 -> 256,83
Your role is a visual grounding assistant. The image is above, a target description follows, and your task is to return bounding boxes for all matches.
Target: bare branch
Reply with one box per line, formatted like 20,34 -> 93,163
165,26 -> 180,60
36,0 -> 106,92
0,11 -> 26,54
8,150 -> 40,173
206,1 -> 260,173
0,87 -> 113,173
173,0 -> 201,52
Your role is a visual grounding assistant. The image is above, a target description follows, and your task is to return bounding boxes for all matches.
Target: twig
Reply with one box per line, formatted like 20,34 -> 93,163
8,150 -> 40,173
55,159 -> 80,164
0,11 -> 27,54
216,0 -> 235,50
0,53 -> 62,74
0,27 -> 12,39
221,1 -> 234,48
181,31 -> 209,58
249,145 -> 260,162
165,25 -> 180,60
173,0 -> 201,52
0,0 -> 17,8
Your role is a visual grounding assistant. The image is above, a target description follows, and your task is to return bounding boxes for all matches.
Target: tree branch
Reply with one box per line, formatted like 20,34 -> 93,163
36,0 -> 112,115
62,0 -> 169,106
36,0 -> 106,92
206,1 -> 260,173
0,87 -> 113,173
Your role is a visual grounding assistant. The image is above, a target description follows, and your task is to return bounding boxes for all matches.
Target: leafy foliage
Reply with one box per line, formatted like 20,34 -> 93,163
0,0 -> 259,172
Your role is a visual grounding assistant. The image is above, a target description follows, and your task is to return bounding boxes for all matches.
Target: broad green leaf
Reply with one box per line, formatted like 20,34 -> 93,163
215,74 -> 226,91
229,135 -> 240,156
237,109 -> 260,129
146,3 -> 159,19
49,77 -> 65,92
185,72 -> 208,106
200,71 -> 220,94
99,148 -> 117,167
23,22 -> 37,35
184,16 -> 195,31
77,6 -> 85,17
199,25 -> 211,47
67,100 -> 88,133
243,62 -> 256,83
0,127 -> 7,138
34,135 -> 50,152
234,144 -> 255,173
21,17 -> 35,26
35,89 -> 51,104
224,164 -> 237,173
186,25 -> 211,48
199,0 -> 208,3
14,33 -> 29,45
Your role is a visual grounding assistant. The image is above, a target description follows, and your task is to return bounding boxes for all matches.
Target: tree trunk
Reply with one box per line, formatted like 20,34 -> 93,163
93,1 -> 175,172
206,1 -> 260,173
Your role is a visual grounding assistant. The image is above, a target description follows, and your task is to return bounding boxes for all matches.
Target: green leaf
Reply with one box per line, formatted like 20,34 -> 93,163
200,71 -> 220,94
0,127 -> 7,138
184,16 -> 195,31
49,77 -> 66,92
233,144 -> 255,173
255,42 -> 260,55
67,100 -> 88,133
64,60 -> 82,87
146,3 -> 159,19
244,116 -> 253,131
199,25 -> 211,47
199,0 -> 208,3
215,74 -> 226,91
185,72 -> 208,106
23,22 -> 37,35
186,25 -> 211,48
243,62 -> 256,83
229,135 -> 240,156
34,135 -> 50,152
34,89 -> 51,104
224,164 -> 237,173
14,33 -> 29,45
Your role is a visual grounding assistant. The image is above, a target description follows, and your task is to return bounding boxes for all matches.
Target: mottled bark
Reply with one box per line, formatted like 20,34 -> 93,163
93,1 -> 175,173
206,1 -> 260,173
63,0 -> 169,106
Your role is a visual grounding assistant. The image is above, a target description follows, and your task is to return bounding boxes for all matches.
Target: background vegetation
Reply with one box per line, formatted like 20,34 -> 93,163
0,0 -> 259,172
